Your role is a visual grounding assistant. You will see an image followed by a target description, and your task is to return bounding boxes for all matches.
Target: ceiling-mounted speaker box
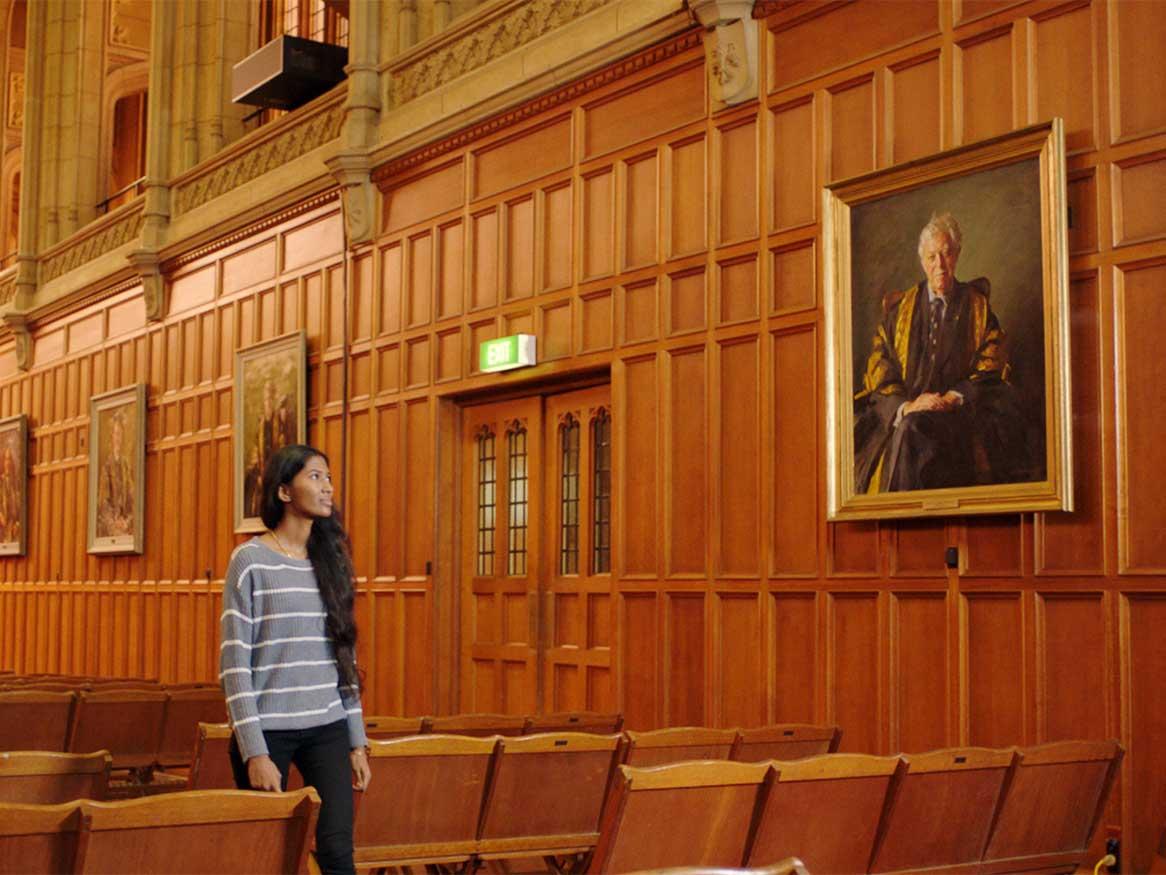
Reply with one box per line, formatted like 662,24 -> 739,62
232,35 -> 348,111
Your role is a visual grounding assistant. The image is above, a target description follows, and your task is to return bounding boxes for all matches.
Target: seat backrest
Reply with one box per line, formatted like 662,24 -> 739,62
0,801 -> 83,875
352,734 -> 497,868
426,713 -> 526,737
73,788 -> 320,874
157,690 -> 228,767
186,723 -> 236,790
524,712 -> 624,735
623,727 -> 738,767
68,690 -> 167,769
747,753 -> 904,872
589,760 -> 773,873
730,724 -> 841,762
87,680 -> 162,692
0,750 -> 112,804
478,732 -> 622,852
0,690 -> 75,751
870,747 -> 1017,873
363,715 -> 427,740
983,739 -> 1123,868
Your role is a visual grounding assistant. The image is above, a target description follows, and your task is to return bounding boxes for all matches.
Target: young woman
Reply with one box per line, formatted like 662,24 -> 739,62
220,444 -> 371,875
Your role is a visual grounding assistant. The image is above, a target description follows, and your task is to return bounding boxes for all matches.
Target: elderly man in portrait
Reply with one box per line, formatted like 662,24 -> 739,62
853,212 -> 1033,493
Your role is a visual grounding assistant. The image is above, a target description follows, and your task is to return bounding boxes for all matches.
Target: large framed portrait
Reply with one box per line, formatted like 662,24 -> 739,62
824,119 -> 1072,521
234,331 -> 307,533
88,385 -> 146,554
0,414 -> 28,556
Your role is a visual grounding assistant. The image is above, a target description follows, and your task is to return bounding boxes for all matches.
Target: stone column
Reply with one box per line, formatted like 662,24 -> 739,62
326,0 -> 381,248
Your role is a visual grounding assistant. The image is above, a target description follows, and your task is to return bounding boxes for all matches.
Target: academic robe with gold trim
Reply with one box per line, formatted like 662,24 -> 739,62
853,277 -> 1035,493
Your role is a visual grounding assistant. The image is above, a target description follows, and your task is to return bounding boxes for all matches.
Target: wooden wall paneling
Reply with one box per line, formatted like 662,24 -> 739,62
582,60 -> 705,161
619,591 -> 659,729
383,158 -> 465,234
617,354 -> 658,578
765,0 -> 939,94
1112,152 -> 1166,247
769,96 -> 816,233
714,591 -> 764,728
407,231 -> 433,329
1036,591 -> 1109,742
1121,595 -> 1166,872
669,134 -> 707,259
770,238 -> 815,315
622,150 -> 659,272
619,278 -> 658,347
961,516 -> 1025,577
828,592 -> 884,753
1115,260 -> 1166,573
665,592 -> 706,726
717,249 -> 759,325
768,592 -> 820,724
505,194 -> 535,300
1107,0 -> 1166,144
889,519 -> 949,578
962,591 -> 1027,747
886,49 -> 943,164
1067,168 -> 1099,255
955,24 -> 1015,145
715,337 -> 760,578
1030,1 -> 1097,153
542,181 -> 573,292
666,262 -> 706,337
1036,272 -> 1104,575
827,74 -> 876,182
472,114 -> 572,201
380,241 -> 403,332
771,326 -> 819,577
582,167 -> 615,281
665,345 -> 707,578
716,114 -> 756,246
537,297 -> 572,362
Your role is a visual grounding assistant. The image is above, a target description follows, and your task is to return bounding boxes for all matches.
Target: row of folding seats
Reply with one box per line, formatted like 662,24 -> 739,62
0,788 -> 319,874
592,739 -> 1124,874
0,687 -> 226,772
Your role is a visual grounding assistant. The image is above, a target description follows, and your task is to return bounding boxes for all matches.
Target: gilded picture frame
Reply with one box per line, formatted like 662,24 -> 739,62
824,119 -> 1072,521
0,414 -> 28,556
234,330 -> 307,533
88,384 -> 146,554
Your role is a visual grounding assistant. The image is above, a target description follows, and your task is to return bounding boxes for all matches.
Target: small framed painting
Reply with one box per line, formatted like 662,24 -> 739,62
88,384 -> 146,554
0,414 -> 28,556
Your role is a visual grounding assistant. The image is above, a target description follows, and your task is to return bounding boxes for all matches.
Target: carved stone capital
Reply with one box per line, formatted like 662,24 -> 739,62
127,249 -> 167,322
690,0 -> 759,109
325,152 -> 377,247
2,312 -> 32,372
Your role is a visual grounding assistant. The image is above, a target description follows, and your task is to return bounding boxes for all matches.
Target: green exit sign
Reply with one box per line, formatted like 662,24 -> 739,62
479,334 -> 537,373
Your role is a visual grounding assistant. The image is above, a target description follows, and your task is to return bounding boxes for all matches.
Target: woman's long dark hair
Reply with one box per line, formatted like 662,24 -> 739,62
259,444 -> 360,691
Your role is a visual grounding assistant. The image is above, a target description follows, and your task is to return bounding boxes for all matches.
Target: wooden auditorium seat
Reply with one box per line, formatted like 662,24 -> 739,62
68,689 -> 168,771
87,679 -> 163,692
72,788 -> 321,874
352,734 -> 496,871
0,750 -> 112,804
477,732 -> 623,865
363,715 -> 427,739
980,739 -> 1123,873
186,723 -> 235,790
525,711 -> 624,735
156,689 -> 228,769
746,753 -> 904,872
623,727 -> 737,767
0,690 -> 75,751
588,760 -> 773,873
869,746 -> 1018,873
0,800 -> 82,875
426,712 -> 526,737
622,860 -> 810,875
729,724 -> 841,762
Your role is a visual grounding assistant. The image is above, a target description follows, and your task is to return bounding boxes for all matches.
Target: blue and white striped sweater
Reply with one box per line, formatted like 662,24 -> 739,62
219,539 -> 367,761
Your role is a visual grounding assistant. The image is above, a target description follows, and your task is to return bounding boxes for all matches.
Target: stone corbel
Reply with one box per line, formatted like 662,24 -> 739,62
690,0 -> 759,109
2,312 -> 32,372
128,250 -> 167,322
325,151 -> 377,248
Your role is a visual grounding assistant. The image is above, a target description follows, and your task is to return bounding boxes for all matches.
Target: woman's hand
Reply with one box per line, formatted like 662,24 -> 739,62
350,747 -> 372,791
247,754 -> 283,791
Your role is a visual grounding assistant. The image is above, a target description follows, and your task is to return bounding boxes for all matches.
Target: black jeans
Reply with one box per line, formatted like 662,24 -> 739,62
229,719 -> 355,875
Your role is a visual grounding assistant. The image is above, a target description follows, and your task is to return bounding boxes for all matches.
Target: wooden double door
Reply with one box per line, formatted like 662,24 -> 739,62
459,385 -> 614,716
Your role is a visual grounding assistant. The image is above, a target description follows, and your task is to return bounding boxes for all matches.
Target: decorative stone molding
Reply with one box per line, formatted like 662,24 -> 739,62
750,0 -> 796,17
6,72 -> 23,129
690,0 -> 758,108
39,203 -> 147,284
0,270 -> 15,307
2,312 -> 31,371
386,0 -> 612,108
372,28 -> 702,185
325,152 -> 376,247
171,97 -> 345,216
127,249 -> 166,321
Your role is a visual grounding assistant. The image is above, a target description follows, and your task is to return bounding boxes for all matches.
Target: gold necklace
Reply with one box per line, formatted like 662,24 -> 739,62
269,530 -> 306,559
